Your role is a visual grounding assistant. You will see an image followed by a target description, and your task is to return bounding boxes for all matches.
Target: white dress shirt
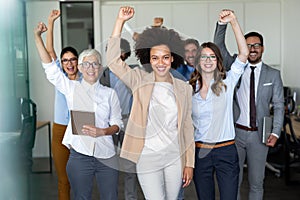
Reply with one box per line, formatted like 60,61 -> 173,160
192,57 -> 247,143
42,61 -> 123,158
236,62 -> 262,127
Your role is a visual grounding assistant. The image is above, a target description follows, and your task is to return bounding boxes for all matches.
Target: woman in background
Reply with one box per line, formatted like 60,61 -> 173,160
46,10 -> 80,200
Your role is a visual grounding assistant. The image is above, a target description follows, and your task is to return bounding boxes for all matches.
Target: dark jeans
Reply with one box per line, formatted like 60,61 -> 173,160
66,149 -> 119,200
193,144 -> 239,200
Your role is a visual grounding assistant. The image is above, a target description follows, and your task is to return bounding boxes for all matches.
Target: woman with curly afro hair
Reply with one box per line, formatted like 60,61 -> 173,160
106,6 -> 195,200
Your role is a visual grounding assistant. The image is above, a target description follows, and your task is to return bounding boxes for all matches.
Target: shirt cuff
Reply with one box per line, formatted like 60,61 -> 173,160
42,60 -> 56,69
271,133 -> 279,138
218,21 -> 228,25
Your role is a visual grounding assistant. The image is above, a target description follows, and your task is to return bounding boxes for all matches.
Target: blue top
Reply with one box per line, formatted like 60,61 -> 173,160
109,71 -> 132,116
192,58 -> 247,143
53,59 -> 82,125
54,89 -> 69,125
176,64 -> 195,80
170,68 -> 187,82
53,59 -> 69,125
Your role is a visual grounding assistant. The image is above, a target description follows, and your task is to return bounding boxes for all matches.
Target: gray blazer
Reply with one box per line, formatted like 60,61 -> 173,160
213,23 -> 285,140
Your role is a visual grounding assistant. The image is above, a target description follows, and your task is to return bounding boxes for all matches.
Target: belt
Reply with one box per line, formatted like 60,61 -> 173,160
235,123 -> 258,131
195,140 -> 235,149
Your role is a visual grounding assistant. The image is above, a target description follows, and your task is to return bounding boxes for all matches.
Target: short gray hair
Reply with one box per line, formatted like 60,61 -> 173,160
78,49 -> 102,65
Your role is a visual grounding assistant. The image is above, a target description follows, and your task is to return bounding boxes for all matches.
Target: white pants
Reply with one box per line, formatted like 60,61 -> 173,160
137,153 -> 182,200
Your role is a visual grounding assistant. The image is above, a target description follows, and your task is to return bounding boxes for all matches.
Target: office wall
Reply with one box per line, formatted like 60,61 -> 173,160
282,0 -> 300,106
26,1 -> 60,157
26,0 -> 300,157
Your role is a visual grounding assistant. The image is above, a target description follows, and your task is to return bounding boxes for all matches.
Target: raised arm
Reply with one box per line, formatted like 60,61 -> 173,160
219,10 -> 249,63
106,6 -> 138,88
213,22 -> 236,70
34,22 -> 52,64
111,6 -> 134,37
46,10 -> 60,60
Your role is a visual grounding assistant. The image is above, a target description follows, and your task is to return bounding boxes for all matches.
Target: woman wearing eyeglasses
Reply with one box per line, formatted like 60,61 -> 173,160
46,10 -> 80,200
189,10 -> 249,199
34,21 -> 122,200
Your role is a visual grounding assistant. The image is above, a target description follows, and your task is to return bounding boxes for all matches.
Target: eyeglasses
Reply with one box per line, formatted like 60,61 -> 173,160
61,57 -> 78,64
81,61 -> 100,69
200,55 -> 217,61
247,43 -> 262,49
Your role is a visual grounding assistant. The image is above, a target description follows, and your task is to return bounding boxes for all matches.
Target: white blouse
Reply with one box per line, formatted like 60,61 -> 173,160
144,82 -> 179,153
42,61 -> 123,158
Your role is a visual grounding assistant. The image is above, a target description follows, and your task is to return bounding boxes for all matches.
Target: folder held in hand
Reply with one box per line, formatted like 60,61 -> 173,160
262,116 -> 273,144
71,110 -> 95,135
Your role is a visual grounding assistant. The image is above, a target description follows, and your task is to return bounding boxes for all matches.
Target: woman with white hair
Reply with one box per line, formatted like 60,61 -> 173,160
34,22 -> 122,200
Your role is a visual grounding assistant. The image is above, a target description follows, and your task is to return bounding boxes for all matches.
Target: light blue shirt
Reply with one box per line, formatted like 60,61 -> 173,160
53,59 -> 69,125
53,59 -> 82,125
192,57 -> 247,143
109,71 -> 132,116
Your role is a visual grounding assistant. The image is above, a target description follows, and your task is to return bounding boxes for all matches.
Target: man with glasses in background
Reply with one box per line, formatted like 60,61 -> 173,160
213,10 -> 284,200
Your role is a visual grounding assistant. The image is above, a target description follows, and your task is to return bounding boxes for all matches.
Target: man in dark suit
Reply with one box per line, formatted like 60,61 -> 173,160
213,10 -> 284,200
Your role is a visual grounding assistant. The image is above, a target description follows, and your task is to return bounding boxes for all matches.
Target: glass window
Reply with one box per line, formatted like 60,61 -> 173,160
60,1 -> 94,53
0,0 -> 28,131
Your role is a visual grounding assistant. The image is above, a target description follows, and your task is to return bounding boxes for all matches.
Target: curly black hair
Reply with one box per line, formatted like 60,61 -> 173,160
134,27 -> 184,69
120,38 -> 131,59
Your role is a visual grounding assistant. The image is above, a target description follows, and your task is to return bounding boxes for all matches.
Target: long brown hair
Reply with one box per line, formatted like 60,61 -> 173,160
189,42 -> 226,96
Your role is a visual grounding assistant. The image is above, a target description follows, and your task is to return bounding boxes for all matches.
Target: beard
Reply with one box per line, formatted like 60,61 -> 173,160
248,51 -> 262,64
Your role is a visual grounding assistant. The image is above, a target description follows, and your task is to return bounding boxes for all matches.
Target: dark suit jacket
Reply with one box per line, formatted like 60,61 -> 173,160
214,23 -> 285,140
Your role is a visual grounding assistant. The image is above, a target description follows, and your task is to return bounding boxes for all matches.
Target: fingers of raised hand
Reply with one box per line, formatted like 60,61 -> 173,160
120,6 -> 134,17
36,22 -> 47,32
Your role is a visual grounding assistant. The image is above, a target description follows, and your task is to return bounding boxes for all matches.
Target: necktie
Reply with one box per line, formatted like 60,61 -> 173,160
250,66 -> 256,128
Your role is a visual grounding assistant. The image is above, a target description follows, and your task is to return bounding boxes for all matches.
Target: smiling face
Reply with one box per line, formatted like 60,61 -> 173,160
184,43 -> 198,67
198,47 -> 217,75
78,55 -> 102,84
150,44 -> 173,82
246,36 -> 264,64
61,52 -> 78,80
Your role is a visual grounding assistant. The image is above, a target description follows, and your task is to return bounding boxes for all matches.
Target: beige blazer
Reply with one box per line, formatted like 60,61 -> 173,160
107,37 -> 195,170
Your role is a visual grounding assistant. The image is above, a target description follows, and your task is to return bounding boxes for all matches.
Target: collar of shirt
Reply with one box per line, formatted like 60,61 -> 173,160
247,61 -> 262,74
81,79 -> 100,93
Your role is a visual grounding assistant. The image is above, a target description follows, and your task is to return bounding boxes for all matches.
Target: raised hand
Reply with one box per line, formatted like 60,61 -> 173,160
34,22 -> 52,64
48,9 -> 60,23
118,6 -> 134,22
218,9 -> 236,24
34,22 -> 47,37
